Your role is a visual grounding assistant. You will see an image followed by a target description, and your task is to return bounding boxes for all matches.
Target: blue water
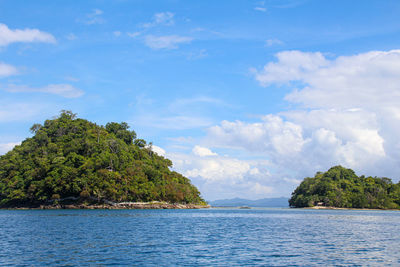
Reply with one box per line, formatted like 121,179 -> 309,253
0,208 -> 399,266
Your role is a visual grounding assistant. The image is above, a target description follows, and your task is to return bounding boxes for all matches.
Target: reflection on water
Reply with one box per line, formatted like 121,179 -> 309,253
0,208 -> 399,265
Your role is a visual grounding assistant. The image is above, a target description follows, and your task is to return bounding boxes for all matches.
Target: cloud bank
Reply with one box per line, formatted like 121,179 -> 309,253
166,145 -> 275,200
169,49 -> 400,199
249,49 -> 400,178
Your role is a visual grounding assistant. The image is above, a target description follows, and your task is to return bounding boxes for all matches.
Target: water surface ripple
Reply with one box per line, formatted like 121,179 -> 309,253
0,208 -> 399,266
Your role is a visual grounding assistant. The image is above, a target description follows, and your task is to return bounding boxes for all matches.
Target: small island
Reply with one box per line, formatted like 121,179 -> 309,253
289,166 -> 400,209
0,111 -> 208,209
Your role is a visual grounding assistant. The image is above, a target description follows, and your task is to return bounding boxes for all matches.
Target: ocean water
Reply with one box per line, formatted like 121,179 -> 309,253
0,208 -> 399,266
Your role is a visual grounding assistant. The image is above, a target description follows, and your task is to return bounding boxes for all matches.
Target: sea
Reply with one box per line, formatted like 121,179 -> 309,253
0,208 -> 399,266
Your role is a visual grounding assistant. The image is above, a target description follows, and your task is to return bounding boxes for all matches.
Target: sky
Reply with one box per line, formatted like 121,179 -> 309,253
1,0 -> 400,201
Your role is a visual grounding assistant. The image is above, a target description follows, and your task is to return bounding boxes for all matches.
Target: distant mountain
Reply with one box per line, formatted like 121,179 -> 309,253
209,197 -> 289,207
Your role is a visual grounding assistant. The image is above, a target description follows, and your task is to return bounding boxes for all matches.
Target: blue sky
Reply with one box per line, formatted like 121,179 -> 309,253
1,0 -> 400,200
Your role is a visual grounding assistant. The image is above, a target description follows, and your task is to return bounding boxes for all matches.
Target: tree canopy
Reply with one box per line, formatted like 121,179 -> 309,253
289,166 -> 400,209
0,111 -> 205,207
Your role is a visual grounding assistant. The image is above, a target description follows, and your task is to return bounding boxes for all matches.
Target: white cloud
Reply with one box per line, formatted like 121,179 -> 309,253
170,149 -> 259,182
5,84 -> 84,98
164,146 -> 278,200
113,31 -> 121,37
192,145 -> 217,157
184,157 -> 250,181
206,113 -> 386,188
254,50 -> 329,86
254,50 -> 400,110
139,49 -> 400,199
254,7 -> 267,12
0,23 -> 56,46
265,38 -> 283,47
207,110 -> 389,181
144,35 -> 193,50
0,62 -> 18,77
142,12 -> 174,28
251,182 -> 273,195
0,142 -> 20,155
283,50 -> 400,110
131,49 -> 400,199
208,115 -> 306,155
151,145 -> 166,157
204,49 -> 400,181
283,177 -> 302,185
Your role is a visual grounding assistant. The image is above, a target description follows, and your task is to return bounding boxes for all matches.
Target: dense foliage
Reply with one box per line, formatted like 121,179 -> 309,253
0,111 -> 205,207
289,166 -> 400,209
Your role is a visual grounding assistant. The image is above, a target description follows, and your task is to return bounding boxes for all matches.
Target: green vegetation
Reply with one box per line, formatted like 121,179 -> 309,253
0,111 -> 205,207
289,166 -> 400,209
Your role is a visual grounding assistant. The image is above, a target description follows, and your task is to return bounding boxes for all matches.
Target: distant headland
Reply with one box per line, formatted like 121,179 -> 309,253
0,111 -> 208,209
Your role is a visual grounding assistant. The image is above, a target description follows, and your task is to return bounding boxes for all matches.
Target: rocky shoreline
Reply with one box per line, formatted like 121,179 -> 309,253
303,206 -> 398,211
4,201 -> 210,210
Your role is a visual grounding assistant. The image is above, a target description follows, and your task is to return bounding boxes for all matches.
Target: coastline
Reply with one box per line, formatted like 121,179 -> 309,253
1,201 -> 210,210
301,206 -> 399,211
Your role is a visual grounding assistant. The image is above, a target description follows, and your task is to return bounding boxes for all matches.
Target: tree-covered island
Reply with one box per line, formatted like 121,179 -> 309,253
0,111 -> 207,209
289,166 -> 400,209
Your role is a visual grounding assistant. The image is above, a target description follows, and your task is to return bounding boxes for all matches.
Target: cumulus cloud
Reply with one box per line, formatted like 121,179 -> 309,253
165,146 -> 276,200
161,147 -> 251,182
208,49 -> 400,180
5,84 -> 84,98
133,49 -> 400,199
208,115 -> 306,155
254,50 -> 329,86
0,62 -> 18,77
0,23 -> 56,46
0,142 -> 20,155
144,35 -> 193,50
254,50 -> 400,109
183,156 -> 250,182
192,145 -> 217,157
207,110 -> 386,178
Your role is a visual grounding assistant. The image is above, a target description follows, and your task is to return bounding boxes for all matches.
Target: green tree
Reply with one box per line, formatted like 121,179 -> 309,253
0,111 -> 205,208
289,166 -> 400,209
